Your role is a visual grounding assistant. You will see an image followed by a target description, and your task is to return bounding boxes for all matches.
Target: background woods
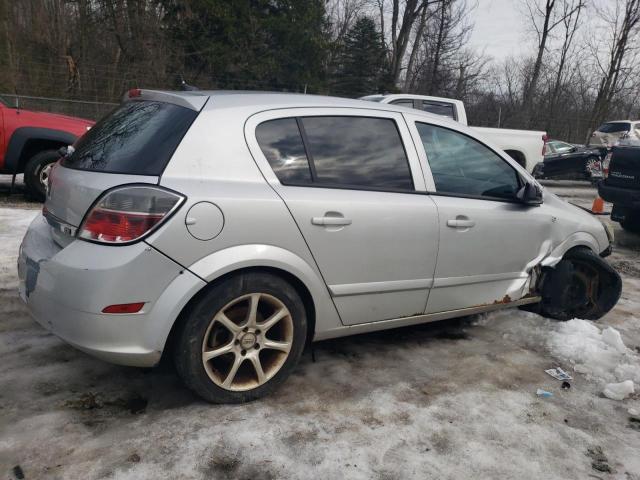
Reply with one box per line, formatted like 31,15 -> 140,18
1,0 -> 639,143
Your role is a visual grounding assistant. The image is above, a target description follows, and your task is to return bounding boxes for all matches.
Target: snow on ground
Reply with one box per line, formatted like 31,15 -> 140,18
1,187 -> 640,479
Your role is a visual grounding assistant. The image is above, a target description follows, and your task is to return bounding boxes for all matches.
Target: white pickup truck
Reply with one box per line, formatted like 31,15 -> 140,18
361,94 -> 547,172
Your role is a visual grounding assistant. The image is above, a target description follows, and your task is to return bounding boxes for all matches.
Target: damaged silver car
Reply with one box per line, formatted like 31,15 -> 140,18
18,90 -> 622,403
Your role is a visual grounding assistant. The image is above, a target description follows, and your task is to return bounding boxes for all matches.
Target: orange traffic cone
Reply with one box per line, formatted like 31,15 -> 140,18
591,195 -> 605,214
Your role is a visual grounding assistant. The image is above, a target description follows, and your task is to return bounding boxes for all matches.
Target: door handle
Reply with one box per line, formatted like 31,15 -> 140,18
312,216 -> 352,226
447,218 -> 475,228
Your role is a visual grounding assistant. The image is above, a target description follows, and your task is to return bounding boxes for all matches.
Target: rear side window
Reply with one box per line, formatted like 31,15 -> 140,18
255,118 -> 312,184
390,100 -> 415,108
417,123 -> 520,200
421,101 -> 456,120
62,100 -> 198,175
256,116 -> 414,192
597,122 -> 630,133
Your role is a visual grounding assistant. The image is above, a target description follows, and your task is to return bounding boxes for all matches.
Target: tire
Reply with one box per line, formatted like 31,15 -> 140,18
584,156 -> 602,184
174,272 -> 307,403
620,210 -> 640,233
24,150 -> 60,202
538,248 -> 621,321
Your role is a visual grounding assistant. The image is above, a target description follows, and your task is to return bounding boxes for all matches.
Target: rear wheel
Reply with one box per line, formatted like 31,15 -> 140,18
24,150 -> 60,202
174,272 -> 307,403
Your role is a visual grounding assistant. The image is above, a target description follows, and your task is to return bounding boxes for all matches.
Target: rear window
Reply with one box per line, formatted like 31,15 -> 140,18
597,122 -> 630,133
62,100 -> 198,175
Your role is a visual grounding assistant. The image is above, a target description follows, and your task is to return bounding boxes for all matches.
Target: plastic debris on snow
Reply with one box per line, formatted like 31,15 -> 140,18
536,388 -> 553,398
547,319 -> 640,386
545,367 -> 573,381
603,380 -> 635,401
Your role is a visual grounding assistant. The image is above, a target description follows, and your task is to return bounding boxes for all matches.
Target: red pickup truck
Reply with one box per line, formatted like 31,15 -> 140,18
0,97 -> 94,201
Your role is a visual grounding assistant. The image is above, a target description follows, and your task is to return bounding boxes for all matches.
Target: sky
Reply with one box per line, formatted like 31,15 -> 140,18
469,0 -> 530,61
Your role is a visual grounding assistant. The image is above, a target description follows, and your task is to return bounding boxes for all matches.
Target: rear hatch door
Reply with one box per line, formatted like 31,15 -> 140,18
45,97 -> 200,243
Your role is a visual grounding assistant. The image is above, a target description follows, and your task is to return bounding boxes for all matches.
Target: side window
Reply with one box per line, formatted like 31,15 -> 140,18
390,99 -> 415,108
421,101 -> 456,120
416,123 -> 520,200
255,118 -> 312,185
300,116 -> 414,191
553,141 -> 573,153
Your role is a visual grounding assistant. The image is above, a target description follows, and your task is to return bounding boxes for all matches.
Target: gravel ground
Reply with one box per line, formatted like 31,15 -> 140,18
1,177 -> 639,480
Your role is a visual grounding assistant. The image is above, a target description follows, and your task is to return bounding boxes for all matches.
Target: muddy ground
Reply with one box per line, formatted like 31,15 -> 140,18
0,177 -> 639,479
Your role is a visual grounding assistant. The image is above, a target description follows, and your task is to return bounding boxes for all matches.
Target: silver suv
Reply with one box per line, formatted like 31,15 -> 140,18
18,90 -> 621,403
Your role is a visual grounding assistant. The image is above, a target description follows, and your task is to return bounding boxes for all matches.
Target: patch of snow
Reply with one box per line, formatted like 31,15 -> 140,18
547,319 -> 640,385
602,327 -> 628,354
603,380 -> 635,401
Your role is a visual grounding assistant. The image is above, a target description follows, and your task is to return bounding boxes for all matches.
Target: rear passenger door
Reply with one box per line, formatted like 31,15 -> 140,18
246,109 -> 439,326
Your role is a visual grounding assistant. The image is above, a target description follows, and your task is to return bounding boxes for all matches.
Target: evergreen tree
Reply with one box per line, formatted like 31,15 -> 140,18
162,0 -> 328,92
333,17 -> 391,98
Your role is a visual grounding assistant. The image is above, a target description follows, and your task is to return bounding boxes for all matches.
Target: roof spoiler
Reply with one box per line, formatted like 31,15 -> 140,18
122,89 -> 209,111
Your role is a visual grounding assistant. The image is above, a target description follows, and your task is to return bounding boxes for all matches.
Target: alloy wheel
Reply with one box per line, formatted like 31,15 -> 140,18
201,292 -> 294,391
39,163 -> 53,192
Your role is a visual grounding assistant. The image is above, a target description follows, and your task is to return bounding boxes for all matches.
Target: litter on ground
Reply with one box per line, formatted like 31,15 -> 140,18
545,367 -> 573,381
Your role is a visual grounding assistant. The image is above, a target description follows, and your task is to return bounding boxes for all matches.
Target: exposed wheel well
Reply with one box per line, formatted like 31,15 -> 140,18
504,150 -> 526,169
17,139 -> 66,173
163,266 -> 317,361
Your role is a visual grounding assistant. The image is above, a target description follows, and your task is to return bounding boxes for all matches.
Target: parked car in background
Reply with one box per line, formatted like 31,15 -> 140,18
588,120 -> 640,147
532,140 -> 604,182
598,143 -> 640,233
360,94 -> 547,173
19,90 -> 620,404
0,96 -> 94,201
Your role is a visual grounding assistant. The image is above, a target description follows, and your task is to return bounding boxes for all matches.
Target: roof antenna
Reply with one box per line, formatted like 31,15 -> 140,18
179,75 -> 199,91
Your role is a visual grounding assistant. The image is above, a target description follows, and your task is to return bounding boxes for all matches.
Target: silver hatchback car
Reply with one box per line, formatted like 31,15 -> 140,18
18,90 -> 621,403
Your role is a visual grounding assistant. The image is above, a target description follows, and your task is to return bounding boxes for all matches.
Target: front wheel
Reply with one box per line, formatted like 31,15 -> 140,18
174,272 -> 307,403
24,150 -> 60,202
537,248 -> 621,321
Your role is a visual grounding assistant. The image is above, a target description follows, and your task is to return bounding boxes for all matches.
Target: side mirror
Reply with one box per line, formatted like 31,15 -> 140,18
516,181 -> 543,205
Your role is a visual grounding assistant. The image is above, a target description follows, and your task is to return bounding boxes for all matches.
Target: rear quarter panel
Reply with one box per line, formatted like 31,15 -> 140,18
148,104 -> 344,335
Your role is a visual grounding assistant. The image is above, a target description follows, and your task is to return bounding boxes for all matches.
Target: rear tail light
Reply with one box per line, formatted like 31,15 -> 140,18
78,185 -> 184,244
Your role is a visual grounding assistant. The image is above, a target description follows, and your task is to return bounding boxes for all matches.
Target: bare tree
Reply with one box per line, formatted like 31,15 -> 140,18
376,0 -> 441,84
405,0 -> 477,97
587,0 -> 640,139
546,0 -> 585,128
520,0 -> 584,122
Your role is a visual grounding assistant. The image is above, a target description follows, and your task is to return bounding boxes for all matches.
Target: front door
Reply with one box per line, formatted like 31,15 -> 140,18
409,118 -> 553,313
246,109 -> 439,325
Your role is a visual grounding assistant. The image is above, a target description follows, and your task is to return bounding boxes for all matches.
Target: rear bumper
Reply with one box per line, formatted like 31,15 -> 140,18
18,214 -> 206,367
